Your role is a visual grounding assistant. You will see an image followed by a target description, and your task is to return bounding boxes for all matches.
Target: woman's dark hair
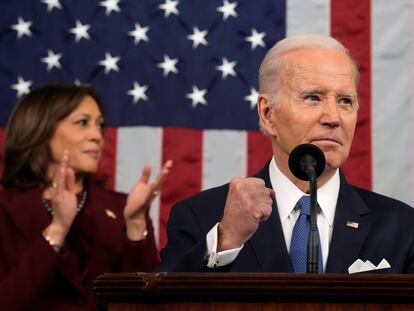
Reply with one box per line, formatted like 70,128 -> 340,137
1,84 -> 103,189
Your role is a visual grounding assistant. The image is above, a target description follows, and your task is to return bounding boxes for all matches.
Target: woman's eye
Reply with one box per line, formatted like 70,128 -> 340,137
75,119 -> 88,126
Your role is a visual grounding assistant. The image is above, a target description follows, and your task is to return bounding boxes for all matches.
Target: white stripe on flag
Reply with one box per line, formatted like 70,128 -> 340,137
116,126 -> 163,245
202,130 -> 247,190
286,0 -> 330,36
372,0 -> 414,205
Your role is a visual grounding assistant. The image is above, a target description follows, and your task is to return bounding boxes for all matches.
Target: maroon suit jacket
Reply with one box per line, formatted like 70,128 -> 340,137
0,182 -> 159,310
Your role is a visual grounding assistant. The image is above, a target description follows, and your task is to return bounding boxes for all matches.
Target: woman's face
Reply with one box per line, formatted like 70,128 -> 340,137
49,95 -> 104,175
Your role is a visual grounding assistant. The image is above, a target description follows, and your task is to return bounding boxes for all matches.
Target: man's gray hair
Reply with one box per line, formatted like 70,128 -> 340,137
258,34 -> 360,103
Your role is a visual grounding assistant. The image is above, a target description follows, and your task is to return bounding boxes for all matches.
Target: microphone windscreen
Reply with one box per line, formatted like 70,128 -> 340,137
288,144 -> 326,181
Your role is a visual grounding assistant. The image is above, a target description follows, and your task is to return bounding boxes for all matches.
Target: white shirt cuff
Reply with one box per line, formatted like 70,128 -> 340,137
205,223 -> 243,268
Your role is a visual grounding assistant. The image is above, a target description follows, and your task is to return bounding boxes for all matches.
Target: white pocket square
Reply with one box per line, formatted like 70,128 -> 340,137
348,258 -> 391,274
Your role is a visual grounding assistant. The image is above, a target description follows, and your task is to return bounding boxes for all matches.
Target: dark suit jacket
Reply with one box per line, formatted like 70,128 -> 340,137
156,162 -> 414,273
0,182 -> 159,311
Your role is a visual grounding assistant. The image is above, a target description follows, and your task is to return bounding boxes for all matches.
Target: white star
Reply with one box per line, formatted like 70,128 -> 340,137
186,85 -> 207,108
128,23 -> 149,44
98,53 -> 120,74
11,17 -> 32,39
41,49 -> 63,71
244,87 -> 259,109
69,20 -> 91,42
187,27 -> 208,49
41,0 -> 62,12
158,0 -> 179,18
217,0 -> 238,21
245,28 -> 266,50
216,57 -> 237,79
99,0 -> 121,15
11,76 -> 32,98
127,82 -> 148,104
157,55 -> 179,77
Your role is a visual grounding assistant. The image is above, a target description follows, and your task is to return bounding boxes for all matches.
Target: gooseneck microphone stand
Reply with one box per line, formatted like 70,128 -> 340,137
302,155 -> 319,273
288,144 -> 326,273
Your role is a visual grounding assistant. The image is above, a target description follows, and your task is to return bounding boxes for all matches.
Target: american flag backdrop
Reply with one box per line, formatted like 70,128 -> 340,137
0,0 -> 413,248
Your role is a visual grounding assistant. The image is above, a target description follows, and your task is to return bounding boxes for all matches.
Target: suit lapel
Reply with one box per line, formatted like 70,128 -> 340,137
243,162 -> 292,272
247,200 -> 292,272
325,172 -> 371,273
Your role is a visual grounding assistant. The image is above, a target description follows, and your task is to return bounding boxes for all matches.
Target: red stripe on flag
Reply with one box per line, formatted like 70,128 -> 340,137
97,127 -> 117,190
247,131 -> 273,176
331,0 -> 372,190
159,127 -> 203,248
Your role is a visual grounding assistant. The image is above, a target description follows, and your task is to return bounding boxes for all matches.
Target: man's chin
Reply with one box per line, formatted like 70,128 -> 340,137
322,151 -> 346,170
324,158 -> 344,171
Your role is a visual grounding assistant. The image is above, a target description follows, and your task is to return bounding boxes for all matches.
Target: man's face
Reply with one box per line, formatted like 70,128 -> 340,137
260,48 -> 358,175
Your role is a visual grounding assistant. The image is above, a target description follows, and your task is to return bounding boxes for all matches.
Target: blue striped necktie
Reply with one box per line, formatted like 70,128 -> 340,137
289,195 -> 323,273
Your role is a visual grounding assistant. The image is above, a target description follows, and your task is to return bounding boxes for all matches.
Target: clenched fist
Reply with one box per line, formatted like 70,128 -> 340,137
218,177 -> 274,251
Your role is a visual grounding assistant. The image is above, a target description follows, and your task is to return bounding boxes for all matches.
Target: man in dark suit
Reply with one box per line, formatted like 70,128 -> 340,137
156,34 -> 414,274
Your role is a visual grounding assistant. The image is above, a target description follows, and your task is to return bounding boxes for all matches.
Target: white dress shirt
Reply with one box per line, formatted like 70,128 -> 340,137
206,157 -> 340,270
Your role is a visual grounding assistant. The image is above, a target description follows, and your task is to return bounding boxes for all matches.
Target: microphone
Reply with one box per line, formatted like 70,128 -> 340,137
288,144 -> 325,181
288,144 -> 326,273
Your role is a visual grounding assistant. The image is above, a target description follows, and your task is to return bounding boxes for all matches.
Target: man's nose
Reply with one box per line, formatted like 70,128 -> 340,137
320,99 -> 340,127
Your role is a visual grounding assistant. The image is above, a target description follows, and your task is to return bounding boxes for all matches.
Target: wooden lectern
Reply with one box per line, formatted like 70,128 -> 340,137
94,273 -> 414,311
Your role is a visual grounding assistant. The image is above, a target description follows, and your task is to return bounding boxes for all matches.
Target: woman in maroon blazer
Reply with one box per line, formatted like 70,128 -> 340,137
0,84 -> 172,310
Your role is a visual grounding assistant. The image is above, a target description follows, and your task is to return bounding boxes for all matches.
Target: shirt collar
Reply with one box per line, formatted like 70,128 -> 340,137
269,157 -> 339,227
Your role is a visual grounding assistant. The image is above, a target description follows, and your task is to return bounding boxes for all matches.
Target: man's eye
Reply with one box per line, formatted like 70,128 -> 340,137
339,97 -> 353,105
305,95 -> 320,102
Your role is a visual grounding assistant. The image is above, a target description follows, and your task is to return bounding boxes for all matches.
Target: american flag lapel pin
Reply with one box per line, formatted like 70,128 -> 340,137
346,220 -> 359,229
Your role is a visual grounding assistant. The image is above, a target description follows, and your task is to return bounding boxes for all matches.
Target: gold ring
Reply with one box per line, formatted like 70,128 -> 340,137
51,181 -> 59,189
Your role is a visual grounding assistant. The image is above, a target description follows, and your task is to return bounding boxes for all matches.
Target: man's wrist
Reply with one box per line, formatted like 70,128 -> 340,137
217,222 -> 243,251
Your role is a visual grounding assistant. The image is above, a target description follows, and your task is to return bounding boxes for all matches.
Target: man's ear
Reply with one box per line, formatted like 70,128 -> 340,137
258,94 -> 277,136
